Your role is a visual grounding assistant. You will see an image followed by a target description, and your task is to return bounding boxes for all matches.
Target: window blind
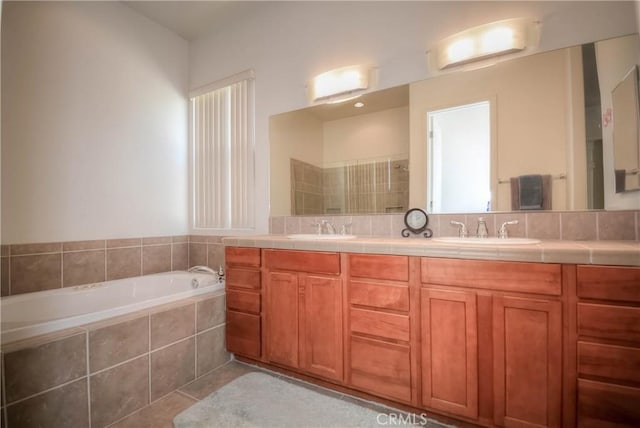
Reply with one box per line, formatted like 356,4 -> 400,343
191,74 -> 254,229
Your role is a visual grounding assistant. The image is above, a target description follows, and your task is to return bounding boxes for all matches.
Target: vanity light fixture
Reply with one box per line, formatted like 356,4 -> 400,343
309,65 -> 371,103
435,18 -> 533,70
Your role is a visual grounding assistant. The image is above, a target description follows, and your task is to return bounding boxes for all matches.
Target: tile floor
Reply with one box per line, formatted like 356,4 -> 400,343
108,359 -> 459,428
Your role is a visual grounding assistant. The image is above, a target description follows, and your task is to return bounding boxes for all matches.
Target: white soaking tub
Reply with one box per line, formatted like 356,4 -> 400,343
1,271 -> 224,344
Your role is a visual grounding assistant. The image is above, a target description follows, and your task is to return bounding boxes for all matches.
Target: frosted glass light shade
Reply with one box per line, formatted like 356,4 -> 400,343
436,18 -> 530,70
310,65 -> 369,102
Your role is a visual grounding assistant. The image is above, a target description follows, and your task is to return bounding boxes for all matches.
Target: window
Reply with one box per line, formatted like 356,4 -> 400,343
190,71 -> 255,229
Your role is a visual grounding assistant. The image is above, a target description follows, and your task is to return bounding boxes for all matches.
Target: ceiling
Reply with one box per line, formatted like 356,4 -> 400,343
123,1 -> 262,41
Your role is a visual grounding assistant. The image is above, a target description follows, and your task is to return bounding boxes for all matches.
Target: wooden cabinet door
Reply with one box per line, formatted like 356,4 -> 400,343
421,288 -> 478,419
300,275 -> 343,381
265,271 -> 299,368
493,296 -> 562,428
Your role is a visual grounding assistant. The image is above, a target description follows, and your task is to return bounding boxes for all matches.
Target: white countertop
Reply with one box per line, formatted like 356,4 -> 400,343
222,235 -> 640,267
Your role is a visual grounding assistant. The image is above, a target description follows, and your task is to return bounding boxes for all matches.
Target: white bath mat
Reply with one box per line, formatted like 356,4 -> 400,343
173,372 -> 450,428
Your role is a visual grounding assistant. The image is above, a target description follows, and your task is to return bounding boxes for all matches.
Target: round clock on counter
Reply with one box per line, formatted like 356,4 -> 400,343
402,208 -> 433,238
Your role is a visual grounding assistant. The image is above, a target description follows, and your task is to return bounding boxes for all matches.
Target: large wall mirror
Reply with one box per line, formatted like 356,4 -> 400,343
270,33 -> 640,216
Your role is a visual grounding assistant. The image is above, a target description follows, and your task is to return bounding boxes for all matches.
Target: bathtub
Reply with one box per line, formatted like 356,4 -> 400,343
1,271 -> 225,344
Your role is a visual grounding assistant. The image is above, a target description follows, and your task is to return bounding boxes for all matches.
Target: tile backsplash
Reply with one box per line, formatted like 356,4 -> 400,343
1,235 -> 225,297
270,210 -> 640,241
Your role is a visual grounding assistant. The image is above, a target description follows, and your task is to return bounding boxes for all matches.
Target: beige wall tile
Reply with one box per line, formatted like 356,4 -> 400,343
561,212 -> 597,240
207,244 -> 224,269
150,338 -> 196,401
10,253 -> 62,294
196,295 -> 225,332
142,245 -> 171,275
527,212 -> 561,240
188,243 -> 206,267
62,240 -> 105,251
1,257 -> 9,296
142,236 -> 173,245
270,216 -> 285,234
188,235 -> 209,243
11,242 -> 61,256
106,238 -> 142,248
172,243 -> 188,271
63,250 -> 105,287
1,245 -> 10,257
371,215 -> 392,237
7,379 -> 88,428
284,217 -> 301,234
107,247 -> 142,280
4,332 -> 86,403
89,315 -> 149,373
196,326 -> 230,376
206,236 -> 222,244
150,303 -> 195,350
90,355 -> 149,428
172,235 -> 189,243
597,211 -> 636,240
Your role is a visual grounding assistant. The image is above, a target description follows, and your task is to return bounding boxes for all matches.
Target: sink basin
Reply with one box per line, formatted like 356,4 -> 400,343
433,237 -> 541,245
286,234 -> 357,240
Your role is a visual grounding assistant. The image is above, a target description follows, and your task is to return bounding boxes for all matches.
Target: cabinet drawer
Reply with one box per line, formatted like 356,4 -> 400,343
349,254 -> 409,281
264,250 -> 340,275
578,342 -> 640,384
226,268 -> 261,290
227,289 -> 260,314
349,335 -> 411,403
421,258 -> 561,295
578,379 -> 640,427
226,310 -> 261,358
350,308 -> 410,342
349,280 -> 409,311
225,247 -> 261,267
578,303 -> 640,344
577,265 -> 640,303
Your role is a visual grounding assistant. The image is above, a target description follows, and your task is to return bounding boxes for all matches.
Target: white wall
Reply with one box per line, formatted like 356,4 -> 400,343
189,1 -> 637,229
1,2 -> 189,243
323,107 -> 409,165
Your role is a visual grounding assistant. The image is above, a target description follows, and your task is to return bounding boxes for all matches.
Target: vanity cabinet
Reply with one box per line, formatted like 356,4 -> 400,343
576,265 -> 640,427
225,247 -> 262,358
346,254 -> 416,404
421,258 -> 563,427
263,249 -> 343,382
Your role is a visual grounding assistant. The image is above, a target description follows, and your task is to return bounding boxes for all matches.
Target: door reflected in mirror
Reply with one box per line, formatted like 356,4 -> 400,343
427,101 -> 491,213
611,65 -> 640,192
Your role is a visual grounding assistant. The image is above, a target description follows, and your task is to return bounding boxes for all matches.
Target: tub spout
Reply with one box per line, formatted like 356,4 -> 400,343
188,265 -> 217,275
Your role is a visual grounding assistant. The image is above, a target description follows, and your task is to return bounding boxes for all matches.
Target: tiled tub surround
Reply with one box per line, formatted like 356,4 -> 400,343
0,292 -> 229,428
271,209 -> 640,241
1,235 -> 227,297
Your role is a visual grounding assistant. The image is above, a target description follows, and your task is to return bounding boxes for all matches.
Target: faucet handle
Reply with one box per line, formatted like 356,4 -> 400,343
310,221 -> 322,234
340,223 -> 353,235
450,220 -> 469,238
498,220 -> 519,239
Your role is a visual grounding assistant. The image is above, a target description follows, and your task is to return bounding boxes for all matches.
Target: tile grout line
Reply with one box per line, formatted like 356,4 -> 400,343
174,389 -> 200,402
148,312 -> 152,406
5,375 -> 88,407
194,301 -> 199,378
86,330 -> 92,428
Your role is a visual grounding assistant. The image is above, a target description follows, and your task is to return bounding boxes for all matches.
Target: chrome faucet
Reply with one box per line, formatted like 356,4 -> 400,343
498,220 -> 519,239
476,217 -> 489,238
321,220 -> 337,234
188,265 -> 223,283
450,220 -> 469,237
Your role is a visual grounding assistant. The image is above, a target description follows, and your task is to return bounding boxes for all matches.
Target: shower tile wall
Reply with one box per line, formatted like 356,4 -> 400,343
291,158 -> 409,215
1,235 -> 225,297
291,158 -> 324,215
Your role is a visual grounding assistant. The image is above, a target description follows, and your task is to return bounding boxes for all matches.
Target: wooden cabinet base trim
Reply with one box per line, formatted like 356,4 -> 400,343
578,378 -> 640,427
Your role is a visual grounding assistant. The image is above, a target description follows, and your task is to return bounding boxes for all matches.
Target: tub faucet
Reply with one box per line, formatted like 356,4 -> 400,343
188,265 -> 217,275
